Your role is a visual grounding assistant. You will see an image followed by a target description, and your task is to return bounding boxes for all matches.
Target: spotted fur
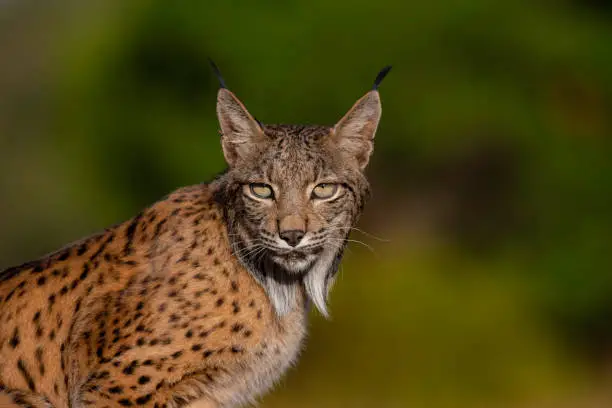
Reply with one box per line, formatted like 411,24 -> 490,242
0,70 -> 387,408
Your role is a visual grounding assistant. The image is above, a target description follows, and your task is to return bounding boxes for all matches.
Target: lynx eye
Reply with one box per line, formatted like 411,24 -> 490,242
312,183 -> 339,199
249,183 -> 274,199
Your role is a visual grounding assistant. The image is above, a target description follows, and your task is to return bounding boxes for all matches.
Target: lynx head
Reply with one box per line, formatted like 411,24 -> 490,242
213,64 -> 390,317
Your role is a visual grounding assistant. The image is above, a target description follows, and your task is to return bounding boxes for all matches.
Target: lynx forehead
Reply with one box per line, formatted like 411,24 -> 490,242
0,65 -> 390,408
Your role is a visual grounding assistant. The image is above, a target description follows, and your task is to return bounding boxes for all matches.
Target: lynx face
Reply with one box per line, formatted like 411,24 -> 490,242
214,79 -> 384,316
225,124 -> 369,274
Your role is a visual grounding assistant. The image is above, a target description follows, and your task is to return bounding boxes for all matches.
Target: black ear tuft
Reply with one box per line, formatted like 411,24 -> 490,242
208,58 -> 227,89
372,65 -> 392,90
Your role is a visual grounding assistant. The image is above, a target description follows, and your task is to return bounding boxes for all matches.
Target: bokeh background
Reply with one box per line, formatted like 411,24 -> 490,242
1,1 -> 612,406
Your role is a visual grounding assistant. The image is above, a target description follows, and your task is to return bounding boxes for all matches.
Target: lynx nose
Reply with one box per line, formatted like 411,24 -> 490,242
279,230 -> 305,247
278,214 -> 306,247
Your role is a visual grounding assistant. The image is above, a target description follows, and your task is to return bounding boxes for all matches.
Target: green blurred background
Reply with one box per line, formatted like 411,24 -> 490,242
1,0 -> 612,406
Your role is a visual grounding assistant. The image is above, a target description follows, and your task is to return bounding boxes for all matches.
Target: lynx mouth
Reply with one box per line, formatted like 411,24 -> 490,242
274,250 -> 307,259
270,249 -> 318,273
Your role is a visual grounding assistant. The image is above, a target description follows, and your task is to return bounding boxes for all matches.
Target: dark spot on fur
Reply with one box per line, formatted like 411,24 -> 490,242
9,327 -> 19,348
138,376 -> 151,385
123,213 -> 143,256
80,264 -> 90,281
35,347 -> 45,375
136,394 -> 152,405
122,365 -> 136,375
77,242 -> 88,256
17,359 -> 36,392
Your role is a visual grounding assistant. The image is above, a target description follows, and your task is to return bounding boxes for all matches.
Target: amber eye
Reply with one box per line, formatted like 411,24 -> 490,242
249,183 -> 274,199
312,183 -> 338,199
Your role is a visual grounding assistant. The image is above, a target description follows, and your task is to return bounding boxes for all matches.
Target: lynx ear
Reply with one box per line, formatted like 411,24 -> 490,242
331,90 -> 381,169
330,66 -> 390,169
217,88 -> 265,167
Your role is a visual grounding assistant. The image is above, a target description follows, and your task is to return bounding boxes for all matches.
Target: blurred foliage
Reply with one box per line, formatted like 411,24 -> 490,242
1,0 -> 612,406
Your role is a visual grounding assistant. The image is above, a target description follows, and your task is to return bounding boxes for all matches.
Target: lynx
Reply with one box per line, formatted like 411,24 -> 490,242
0,64 -> 390,408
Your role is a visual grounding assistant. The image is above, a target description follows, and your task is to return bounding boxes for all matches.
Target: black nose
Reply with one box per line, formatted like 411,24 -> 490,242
279,230 -> 305,247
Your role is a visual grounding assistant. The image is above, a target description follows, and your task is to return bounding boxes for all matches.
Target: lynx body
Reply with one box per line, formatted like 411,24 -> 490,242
0,66 -> 389,408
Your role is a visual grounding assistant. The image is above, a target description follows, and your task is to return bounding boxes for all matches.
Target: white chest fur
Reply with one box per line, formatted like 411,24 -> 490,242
188,295 -> 309,408
232,304 -> 308,405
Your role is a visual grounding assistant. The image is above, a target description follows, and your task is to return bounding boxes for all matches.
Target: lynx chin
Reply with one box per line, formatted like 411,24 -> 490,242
0,64 -> 390,408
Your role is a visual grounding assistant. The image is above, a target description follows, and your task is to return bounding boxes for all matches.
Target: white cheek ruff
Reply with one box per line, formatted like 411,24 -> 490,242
256,249 -> 337,318
264,274 -> 302,317
303,249 -> 337,318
